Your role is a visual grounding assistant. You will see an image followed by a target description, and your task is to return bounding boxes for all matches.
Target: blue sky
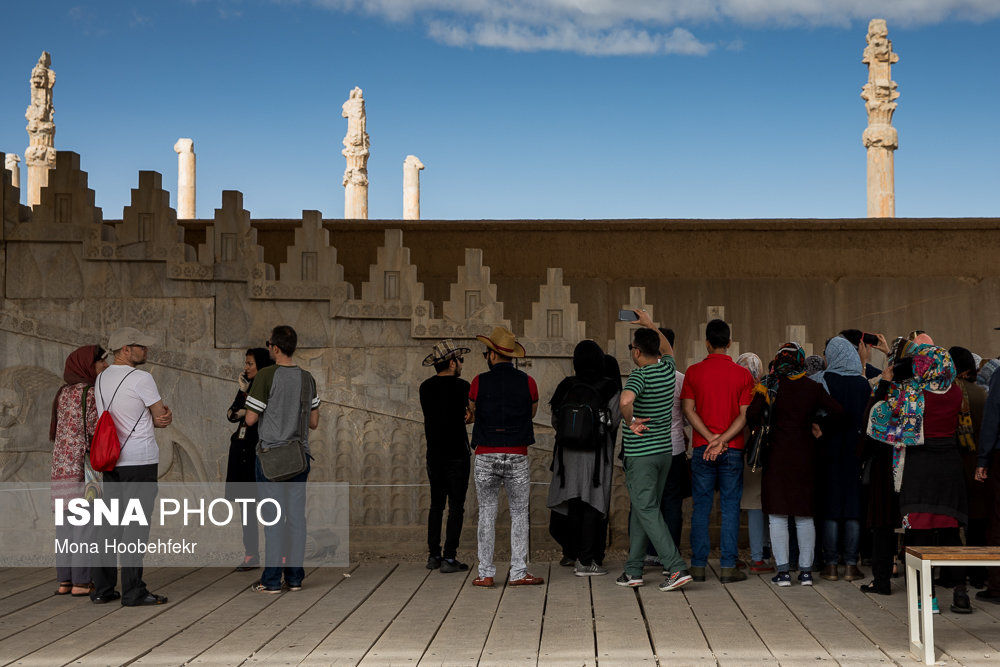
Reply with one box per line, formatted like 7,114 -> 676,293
1,1 -> 998,220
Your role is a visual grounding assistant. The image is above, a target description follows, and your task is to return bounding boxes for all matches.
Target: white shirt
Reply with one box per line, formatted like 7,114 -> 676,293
95,364 -> 162,466
672,370 -> 690,455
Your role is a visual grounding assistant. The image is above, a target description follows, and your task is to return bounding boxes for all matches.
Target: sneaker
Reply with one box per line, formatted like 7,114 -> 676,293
750,560 -> 775,573
917,597 -> 941,614
426,556 -> 441,570
250,582 -> 282,594
440,559 -> 469,574
559,556 -> 576,567
951,589 -> 972,614
659,570 -> 693,591
798,572 -> 814,586
575,562 -> 608,577
772,572 -> 792,587
720,567 -> 747,583
615,572 -> 644,587
284,582 -> 302,592
689,566 -> 706,582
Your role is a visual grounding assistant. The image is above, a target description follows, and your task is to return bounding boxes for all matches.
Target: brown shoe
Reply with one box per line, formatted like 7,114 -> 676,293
472,576 -> 494,587
843,565 -> 866,582
509,573 -> 544,586
821,564 -> 839,581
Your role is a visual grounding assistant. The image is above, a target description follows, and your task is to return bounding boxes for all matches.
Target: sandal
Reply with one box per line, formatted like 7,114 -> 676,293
55,582 -> 73,596
71,584 -> 94,597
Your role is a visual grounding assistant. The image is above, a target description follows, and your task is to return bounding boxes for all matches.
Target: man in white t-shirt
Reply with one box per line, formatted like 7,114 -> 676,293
90,327 -> 173,607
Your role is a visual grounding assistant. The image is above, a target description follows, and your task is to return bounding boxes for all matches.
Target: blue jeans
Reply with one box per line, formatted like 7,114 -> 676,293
747,509 -> 768,562
690,446 -> 744,568
822,518 -> 860,565
255,458 -> 309,590
770,514 -> 814,573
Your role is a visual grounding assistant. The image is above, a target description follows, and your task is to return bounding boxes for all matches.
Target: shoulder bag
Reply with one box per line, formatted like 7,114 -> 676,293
745,392 -> 773,473
256,368 -> 311,481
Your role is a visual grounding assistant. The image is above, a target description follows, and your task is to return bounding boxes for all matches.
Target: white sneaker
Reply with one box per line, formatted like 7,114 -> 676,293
575,561 -> 608,577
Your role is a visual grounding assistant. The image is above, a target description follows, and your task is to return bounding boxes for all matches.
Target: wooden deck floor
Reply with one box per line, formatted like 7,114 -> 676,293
0,562 -> 998,666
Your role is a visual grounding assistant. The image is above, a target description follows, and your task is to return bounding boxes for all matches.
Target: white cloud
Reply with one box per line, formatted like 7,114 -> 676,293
304,1 -> 1000,55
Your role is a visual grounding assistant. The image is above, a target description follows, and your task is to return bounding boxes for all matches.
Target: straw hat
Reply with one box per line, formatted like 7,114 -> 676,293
422,339 -> 471,367
476,326 -> 526,358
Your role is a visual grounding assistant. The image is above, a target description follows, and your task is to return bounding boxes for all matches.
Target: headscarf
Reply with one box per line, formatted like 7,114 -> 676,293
908,330 -> 934,345
867,344 -> 956,489
572,340 -> 606,381
978,358 -> 1000,392
50,345 -> 104,442
736,352 -> 764,383
811,336 -> 864,393
603,354 -> 623,392
756,343 -> 806,403
804,355 -> 826,377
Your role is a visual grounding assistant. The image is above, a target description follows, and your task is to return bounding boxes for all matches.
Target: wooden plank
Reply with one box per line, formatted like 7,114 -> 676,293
189,567 -> 352,666
591,561 -> 656,667
0,569 -> 49,589
479,563 -> 549,667
300,562 -> 430,666
128,570 -> 316,666
535,561 -> 596,667
0,568 -> 199,666
905,546 -> 1000,561
0,580 -> 74,618
68,568 -> 251,666
0,593 -> 90,642
637,574 -> 714,665
0,568 -> 66,602
813,574 -> 955,665
685,565 -> 773,667
247,564 -> 394,666
709,563 -> 834,664
420,562 -> 504,667
777,579 -> 895,665
359,566 -> 469,666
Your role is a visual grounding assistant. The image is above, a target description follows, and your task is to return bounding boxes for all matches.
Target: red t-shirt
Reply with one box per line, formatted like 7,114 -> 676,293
468,373 -> 539,455
679,354 -> 755,449
922,384 -> 962,439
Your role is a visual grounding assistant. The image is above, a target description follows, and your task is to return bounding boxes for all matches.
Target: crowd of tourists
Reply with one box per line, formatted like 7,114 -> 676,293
46,314 -> 1000,615
418,313 -> 1000,612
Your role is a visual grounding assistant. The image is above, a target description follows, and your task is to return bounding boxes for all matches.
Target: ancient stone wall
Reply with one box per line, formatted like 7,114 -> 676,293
3,151 -> 1000,557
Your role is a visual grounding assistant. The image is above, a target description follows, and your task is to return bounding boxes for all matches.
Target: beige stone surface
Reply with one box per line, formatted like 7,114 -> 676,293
173,137 -> 196,219
342,87 -> 370,220
4,154 -> 20,191
2,151 -> 1000,555
24,52 -> 56,208
403,155 -> 424,220
861,18 -> 899,218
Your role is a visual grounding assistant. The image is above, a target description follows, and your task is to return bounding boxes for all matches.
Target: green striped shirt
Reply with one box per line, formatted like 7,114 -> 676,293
622,356 -> 675,457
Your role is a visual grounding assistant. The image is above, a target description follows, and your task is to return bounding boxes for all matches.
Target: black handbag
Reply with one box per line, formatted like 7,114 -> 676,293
745,392 -> 773,473
256,369 -> 311,482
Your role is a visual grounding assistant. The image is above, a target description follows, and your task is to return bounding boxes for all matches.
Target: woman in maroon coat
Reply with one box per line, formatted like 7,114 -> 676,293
748,343 -> 844,586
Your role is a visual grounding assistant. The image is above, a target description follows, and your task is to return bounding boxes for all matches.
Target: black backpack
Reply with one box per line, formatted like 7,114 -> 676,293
553,379 -> 612,488
555,380 -> 608,451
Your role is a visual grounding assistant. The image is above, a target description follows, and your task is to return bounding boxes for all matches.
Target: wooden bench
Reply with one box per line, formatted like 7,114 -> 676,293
904,546 -> 1000,665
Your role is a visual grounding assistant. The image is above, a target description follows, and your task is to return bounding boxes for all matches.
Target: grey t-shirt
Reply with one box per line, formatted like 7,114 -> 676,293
245,365 -> 319,451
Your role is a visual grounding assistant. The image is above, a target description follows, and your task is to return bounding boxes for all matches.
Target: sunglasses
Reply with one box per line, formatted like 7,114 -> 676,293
265,340 -> 273,348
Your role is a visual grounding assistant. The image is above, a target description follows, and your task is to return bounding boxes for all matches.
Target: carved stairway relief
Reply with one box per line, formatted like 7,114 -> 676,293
521,268 -> 586,358
340,229 -> 430,320
7,152 -> 102,243
610,286 -> 655,375
413,248 -> 507,340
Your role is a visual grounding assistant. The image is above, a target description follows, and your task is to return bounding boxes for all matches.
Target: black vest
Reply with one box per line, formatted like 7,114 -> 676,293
471,363 -> 536,448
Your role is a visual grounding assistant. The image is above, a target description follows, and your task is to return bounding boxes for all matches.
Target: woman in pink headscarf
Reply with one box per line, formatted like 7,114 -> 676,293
50,345 -> 108,596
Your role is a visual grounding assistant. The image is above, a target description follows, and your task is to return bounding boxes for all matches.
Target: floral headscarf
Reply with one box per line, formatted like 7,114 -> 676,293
756,343 -> 806,402
736,352 -> 764,383
866,344 -> 956,490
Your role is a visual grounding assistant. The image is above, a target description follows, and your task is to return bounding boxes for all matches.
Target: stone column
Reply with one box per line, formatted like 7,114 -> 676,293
403,155 -> 424,220
5,154 -> 21,190
861,19 -> 899,218
341,87 -> 370,219
24,51 -> 56,207
173,138 -> 196,219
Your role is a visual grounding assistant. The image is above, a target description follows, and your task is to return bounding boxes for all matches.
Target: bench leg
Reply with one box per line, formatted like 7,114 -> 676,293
920,560 -> 936,665
906,554 -> 922,660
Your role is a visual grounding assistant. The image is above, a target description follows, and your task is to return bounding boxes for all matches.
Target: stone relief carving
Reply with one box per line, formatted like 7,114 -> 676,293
0,366 -> 62,480
342,229 -> 430,320
521,268 -> 585,358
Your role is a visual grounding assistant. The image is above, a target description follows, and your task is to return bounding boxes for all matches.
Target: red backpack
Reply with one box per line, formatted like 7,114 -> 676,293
91,369 -> 140,472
